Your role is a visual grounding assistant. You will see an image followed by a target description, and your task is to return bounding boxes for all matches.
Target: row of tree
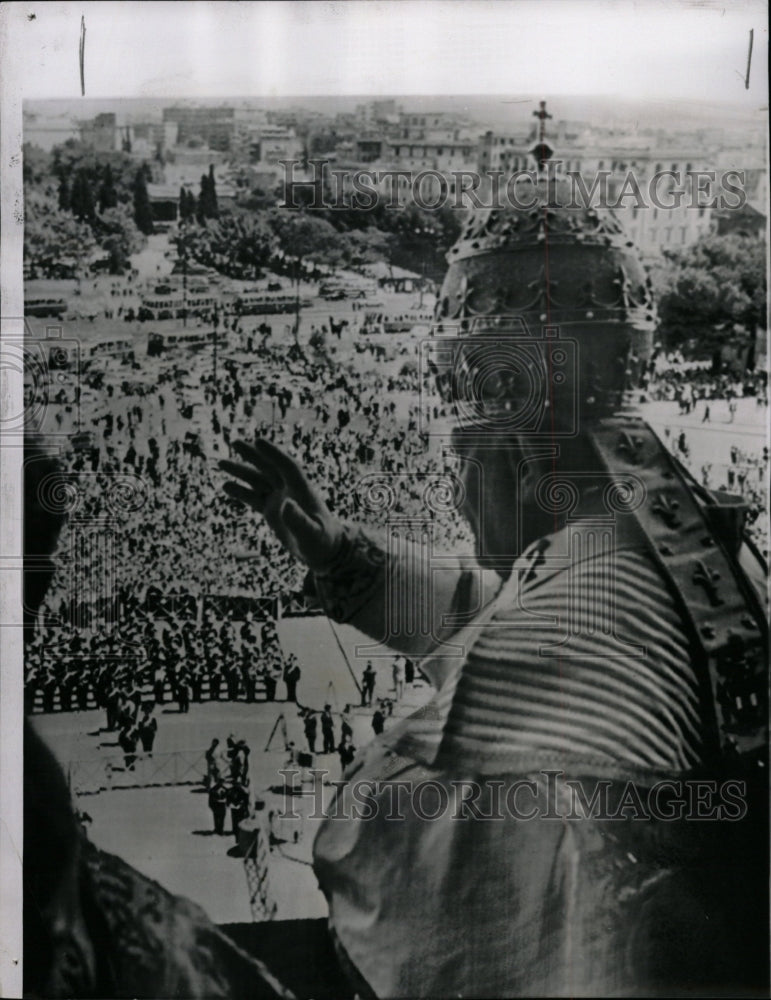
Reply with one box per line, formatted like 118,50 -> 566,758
654,234 -> 766,356
23,137 -> 766,360
24,141 -> 154,275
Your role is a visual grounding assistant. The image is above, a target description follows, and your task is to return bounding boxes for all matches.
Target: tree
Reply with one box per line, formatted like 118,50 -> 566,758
238,185 -> 278,212
196,177 -> 208,225
172,211 -> 274,280
387,202 -> 464,282
95,205 -> 146,274
57,174 -> 70,212
69,169 -> 96,223
24,188 -> 98,277
655,234 -> 767,360
98,163 -> 118,213
343,227 -> 395,267
207,164 -> 219,219
47,140 -> 138,207
179,186 -> 196,223
267,210 -> 348,335
268,209 -> 348,272
197,166 -> 219,223
22,143 -> 51,186
133,167 -> 155,235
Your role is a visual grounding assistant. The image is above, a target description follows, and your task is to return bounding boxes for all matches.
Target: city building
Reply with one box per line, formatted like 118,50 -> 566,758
162,106 -> 236,151
477,121 -> 718,259
713,202 -> 766,238
24,111 -> 80,151
147,176 -> 236,226
78,113 -> 120,153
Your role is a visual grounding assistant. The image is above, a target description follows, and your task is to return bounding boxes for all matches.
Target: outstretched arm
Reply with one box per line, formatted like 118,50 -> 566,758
219,439 -> 498,673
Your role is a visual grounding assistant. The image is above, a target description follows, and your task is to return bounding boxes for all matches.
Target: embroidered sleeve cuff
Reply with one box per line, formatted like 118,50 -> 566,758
311,524 -> 387,624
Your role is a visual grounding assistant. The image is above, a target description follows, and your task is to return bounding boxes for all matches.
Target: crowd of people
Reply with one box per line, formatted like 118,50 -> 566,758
647,359 -> 769,558
204,734 -> 253,838
25,277 -> 767,716
25,295 -> 472,716
646,353 -> 767,412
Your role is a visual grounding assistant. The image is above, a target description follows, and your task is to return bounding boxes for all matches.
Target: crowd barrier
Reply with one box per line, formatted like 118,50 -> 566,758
68,746 -> 209,795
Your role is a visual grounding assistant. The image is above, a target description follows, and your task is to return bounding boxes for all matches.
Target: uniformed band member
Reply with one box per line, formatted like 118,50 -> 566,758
23,440 -> 289,999
221,173 -> 768,997
137,708 -> 157,753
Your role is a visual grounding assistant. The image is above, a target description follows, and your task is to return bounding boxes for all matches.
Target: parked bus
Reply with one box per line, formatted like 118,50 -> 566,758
138,290 -> 219,322
232,292 -> 297,316
319,279 -> 376,300
147,329 -> 217,356
25,298 -> 68,318
360,309 -> 434,335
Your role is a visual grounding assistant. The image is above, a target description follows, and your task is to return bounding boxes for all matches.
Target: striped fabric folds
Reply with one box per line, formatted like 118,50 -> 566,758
387,545 -> 708,776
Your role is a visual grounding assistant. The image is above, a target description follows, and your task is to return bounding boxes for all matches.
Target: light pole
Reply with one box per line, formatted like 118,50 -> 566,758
293,257 -> 301,343
180,218 -> 188,329
212,307 -> 219,388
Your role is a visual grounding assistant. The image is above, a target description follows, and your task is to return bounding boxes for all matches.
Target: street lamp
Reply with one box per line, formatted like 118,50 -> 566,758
212,306 -> 220,387
179,218 -> 188,329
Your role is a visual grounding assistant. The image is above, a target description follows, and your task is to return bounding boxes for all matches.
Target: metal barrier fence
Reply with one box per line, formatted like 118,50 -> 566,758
68,746 -> 209,795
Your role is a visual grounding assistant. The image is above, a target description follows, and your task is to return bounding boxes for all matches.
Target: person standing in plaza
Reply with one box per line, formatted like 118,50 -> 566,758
228,780 -> 250,841
371,704 -> 385,736
208,778 -> 228,836
262,657 -> 278,701
283,654 -> 301,702
137,709 -> 158,753
204,737 -> 221,788
118,720 -> 138,772
340,704 -> 353,743
392,654 -> 405,701
176,667 -> 191,713
361,661 -> 376,706
320,704 -> 336,754
302,708 -> 317,754
337,734 -> 356,775
153,662 -> 165,705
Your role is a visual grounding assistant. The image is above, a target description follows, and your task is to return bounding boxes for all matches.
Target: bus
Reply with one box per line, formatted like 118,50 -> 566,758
319,279 -> 376,300
138,290 -> 219,322
232,292 -> 297,316
360,309 -> 434,335
147,329 -> 217,355
25,298 -> 68,319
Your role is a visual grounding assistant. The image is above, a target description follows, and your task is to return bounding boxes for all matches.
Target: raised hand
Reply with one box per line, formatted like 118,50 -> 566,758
219,438 -> 344,573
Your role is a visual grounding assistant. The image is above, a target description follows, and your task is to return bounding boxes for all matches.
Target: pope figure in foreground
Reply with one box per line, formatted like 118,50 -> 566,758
221,185 -> 768,998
